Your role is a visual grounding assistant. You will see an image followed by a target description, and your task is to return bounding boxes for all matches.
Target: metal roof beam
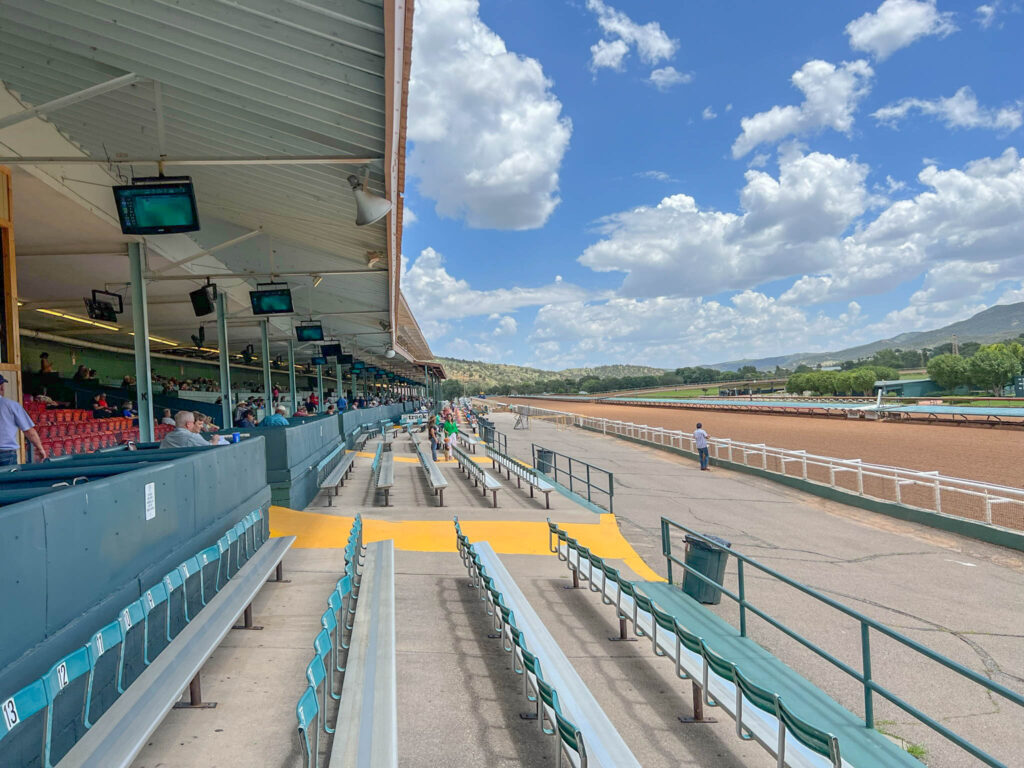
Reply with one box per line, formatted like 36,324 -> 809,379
0,71 -> 142,130
150,228 -> 264,275
139,268 -> 384,282
0,154 -> 383,165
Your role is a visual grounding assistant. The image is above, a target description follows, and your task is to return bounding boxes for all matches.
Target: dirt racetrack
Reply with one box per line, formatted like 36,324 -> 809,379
502,398 -> 1024,490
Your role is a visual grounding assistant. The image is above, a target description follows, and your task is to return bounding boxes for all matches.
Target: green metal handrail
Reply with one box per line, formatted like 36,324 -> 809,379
661,516 -> 1023,767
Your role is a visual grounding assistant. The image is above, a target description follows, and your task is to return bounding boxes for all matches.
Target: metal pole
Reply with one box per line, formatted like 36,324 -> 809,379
316,366 -> 324,412
216,293 -> 232,429
335,361 -> 343,407
287,340 -> 297,415
260,320 -> 272,420
128,243 -> 155,443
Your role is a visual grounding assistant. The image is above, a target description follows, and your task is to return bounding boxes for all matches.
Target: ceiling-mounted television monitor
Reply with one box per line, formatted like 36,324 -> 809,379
295,323 -> 324,342
113,177 -> 200,235
250,284 -> 294,315
338,353 -> 354,365
189,284 -> 217,317
311,356 -> 327,366
321,342 -> 342,357
352,361 -> 365,370
84,298 -> 118,322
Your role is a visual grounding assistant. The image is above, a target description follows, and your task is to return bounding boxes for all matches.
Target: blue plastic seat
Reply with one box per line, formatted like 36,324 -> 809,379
162,568 -> 188,640
177,556 -> 203,622
42,646 -> 92,766
85,621 -> 123,726
118,600 -> 147,691
0,679 -> 48,768
224,528 -> 240,580
305,654 -> 334,736
196,545 -> 221,605
216,533 -> 233,589
232,522 -> 248,566
295,685 -> 319,768
141,582 -> 171,664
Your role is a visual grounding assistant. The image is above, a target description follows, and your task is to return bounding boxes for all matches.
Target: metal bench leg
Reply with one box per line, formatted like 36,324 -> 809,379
679,682 -> 716,724
384,489 -> 390,506
233,602 -> 264,631
174,673 -> 216,709
273,561 -> 290,583
529,486 -> 534,498
608,617 -> 636,642
438,489 -> 444,507
327,492 -> 333,507
545,493 -> 550,510
492,490 -> 498,508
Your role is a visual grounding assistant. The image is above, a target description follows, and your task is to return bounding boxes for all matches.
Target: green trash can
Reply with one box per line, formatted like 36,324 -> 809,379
682,534 -> 731,604
536,448 -> 556,476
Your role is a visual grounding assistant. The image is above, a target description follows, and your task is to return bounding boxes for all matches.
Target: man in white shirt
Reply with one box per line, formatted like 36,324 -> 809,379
159,410 -> 218,449
694,422 -> 710,471
160,408 -> 175,426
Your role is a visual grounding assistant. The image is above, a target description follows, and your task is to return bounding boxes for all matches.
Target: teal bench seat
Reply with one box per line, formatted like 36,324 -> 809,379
639,582 -> 920,768
552,528 -> 921,768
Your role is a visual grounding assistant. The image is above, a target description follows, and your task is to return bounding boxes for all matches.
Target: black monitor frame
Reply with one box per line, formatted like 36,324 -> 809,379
112,176 -> 200,235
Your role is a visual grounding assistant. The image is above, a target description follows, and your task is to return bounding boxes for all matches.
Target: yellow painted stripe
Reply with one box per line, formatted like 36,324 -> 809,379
354,451 -> 490,464
268,506 -> 663,581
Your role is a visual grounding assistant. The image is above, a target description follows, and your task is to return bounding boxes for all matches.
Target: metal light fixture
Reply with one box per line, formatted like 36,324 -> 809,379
385,347 -> 396,359
348,174 -> 392,226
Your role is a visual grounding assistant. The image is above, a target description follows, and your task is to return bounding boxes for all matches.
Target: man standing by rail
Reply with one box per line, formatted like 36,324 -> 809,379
695,422 -> 710,471
0,373 -> 47,464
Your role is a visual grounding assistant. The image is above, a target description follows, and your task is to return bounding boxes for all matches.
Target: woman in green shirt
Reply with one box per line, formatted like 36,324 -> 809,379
443,416 -> 458,460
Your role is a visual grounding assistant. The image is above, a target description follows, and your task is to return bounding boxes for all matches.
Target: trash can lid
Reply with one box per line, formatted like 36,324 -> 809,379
684,534 -> 731,550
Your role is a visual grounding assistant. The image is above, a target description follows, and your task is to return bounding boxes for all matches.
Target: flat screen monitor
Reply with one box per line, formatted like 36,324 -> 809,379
321,343 -> 342,357
113,180 -> 200,235
295,324 -> 324,342
311,356 -> 327,366
84,298 -> 118,322
338,353 -> 354,365
189,284 -> 217,317
352,361 -> 364,370
250,287 -> 294,315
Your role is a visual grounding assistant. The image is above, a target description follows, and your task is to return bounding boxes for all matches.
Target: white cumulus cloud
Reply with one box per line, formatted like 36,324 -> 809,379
702,106 -> 718,120
649,67 -> 693,90
872,86 -> 1022,132
402,247 -> 588,330
845,0 -> 957,60
491,315 -> 519,337
732,59 -> 874,157
580,148 -> 873,298
408,0 -> 572,230
586,0 -> 678,71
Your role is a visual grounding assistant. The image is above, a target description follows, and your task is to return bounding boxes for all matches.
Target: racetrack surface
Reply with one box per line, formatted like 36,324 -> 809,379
502,398 -> 1024,490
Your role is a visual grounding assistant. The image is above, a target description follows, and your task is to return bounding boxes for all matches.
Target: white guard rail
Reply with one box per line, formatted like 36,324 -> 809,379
493,402 -> 1024,534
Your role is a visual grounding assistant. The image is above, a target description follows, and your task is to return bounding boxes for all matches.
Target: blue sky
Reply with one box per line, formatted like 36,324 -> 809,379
400,0 -> 1024,369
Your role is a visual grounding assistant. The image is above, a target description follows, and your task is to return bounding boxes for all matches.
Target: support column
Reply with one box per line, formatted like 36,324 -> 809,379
287,339 -> 297,416
217,292 -> 232,429
316,365 -> 324,412
129,243 -> 155,443
335,361 -> 343,406
260,319 -> 272,419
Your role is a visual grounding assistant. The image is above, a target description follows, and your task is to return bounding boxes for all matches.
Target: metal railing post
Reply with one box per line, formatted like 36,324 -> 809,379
662,518 -> 673,585
861,622 -> 874,728
738,560 -> 747,637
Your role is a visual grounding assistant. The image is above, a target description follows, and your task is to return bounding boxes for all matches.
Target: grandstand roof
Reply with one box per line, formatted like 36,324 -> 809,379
0,0 -> 439,377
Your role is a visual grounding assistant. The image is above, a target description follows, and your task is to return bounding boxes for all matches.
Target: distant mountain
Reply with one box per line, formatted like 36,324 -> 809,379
436,357 -> 666,388
711,302 -> 1024,371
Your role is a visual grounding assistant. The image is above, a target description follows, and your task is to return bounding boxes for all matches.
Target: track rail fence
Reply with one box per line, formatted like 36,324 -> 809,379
500,403 -> 1024,533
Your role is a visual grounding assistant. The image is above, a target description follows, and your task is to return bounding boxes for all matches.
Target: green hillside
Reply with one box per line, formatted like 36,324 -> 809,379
436,357 -> 665,390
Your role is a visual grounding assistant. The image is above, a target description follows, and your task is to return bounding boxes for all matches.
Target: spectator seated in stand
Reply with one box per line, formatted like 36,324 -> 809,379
325,404 -> 336,416
121,375 -> 135,388
72,365 -> 89,382
121,401 -> 137,418
92,393 -> 115,419
294,404 -> 309,418
260,404 -> 290,427
160,408 -> 175,426
159,410 -> 219,449
34,389 -> 57,407
39,352 -> 54,375
234,409 -> 256,429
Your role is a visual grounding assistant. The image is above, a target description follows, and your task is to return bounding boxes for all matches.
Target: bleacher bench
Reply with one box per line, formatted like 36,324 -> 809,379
486,446 -> 555,509
451,442 -> 502,507
455,429 -> 479,454
548,525 -> 920,768
59,533 -> 295,768
317,444 -> 357,507
327,540 -> 397,767
473,541 -> 640,768
411,434 -> 448,506
372,443 -> 394,507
